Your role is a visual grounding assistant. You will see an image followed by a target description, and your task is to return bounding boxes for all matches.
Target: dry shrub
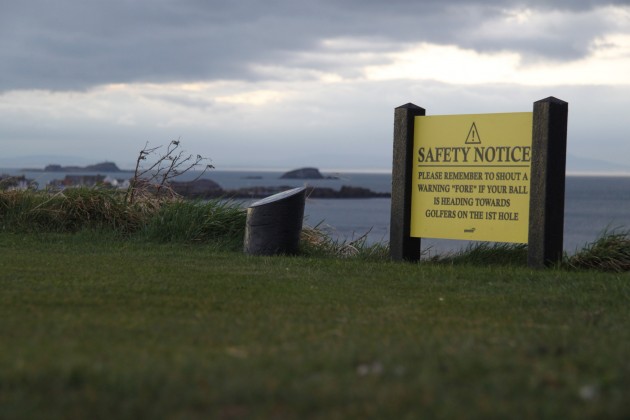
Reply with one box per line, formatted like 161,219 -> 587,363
300,224 -> 388,259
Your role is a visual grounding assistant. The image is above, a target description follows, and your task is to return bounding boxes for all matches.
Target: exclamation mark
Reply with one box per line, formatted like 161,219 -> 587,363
466,122 -> 481,144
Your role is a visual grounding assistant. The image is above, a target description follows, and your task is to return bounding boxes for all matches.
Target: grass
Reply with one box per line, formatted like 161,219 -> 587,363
140,199 -> 246,246
300,224 -> 390,260
0,189 -> 246,249
432,242 -> 529,266
1,233 -> 630,419
0,188 -> 156,234
4,188 -> 630,268
567,229 -> 630,272
1,187 -> 630,417
0,189 -> 385,257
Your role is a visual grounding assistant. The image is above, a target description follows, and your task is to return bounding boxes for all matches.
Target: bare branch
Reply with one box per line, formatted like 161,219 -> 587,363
126,139 -> 214,204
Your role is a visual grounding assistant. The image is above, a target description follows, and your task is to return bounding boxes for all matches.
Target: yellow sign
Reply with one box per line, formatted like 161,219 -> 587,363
410,112 -> 533,243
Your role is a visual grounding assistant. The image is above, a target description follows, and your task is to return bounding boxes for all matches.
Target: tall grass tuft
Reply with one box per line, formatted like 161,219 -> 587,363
0,190 -> 245,249
566,229 -> 630,272
0,188 -> 156,234
141,199 -> 246,246
300,224 -> 389,260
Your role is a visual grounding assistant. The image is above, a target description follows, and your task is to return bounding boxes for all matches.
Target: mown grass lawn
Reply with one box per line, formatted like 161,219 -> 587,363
1,232 -> 629,419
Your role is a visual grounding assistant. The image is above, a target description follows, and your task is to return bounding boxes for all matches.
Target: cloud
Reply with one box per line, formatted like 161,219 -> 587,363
362,34 -> 630,86
1,0 -> 629,171
3,75 -> 629,170
2,0 -> 628,92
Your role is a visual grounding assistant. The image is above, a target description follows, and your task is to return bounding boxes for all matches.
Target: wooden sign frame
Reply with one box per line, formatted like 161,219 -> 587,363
390,97 -> 568,268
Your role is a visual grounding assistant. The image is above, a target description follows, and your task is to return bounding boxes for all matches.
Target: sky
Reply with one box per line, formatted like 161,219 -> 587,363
1,0 -> 630,172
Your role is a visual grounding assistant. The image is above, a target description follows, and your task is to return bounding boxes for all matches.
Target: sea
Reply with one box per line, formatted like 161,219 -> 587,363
3,168 -> 630,255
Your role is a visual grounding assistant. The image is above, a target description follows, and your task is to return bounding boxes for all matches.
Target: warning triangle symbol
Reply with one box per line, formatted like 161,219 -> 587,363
465,122 -> 481,144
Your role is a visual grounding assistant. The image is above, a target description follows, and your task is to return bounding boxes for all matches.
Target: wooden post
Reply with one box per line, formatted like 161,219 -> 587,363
390,103 -> 425,261
528,97 -> 568,268
244,187 -> 306,256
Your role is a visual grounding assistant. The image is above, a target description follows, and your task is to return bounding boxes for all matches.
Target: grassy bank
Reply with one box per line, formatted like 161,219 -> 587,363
3,188 -> 630,267
1,233 -> 629,419
0,188 -> 247,248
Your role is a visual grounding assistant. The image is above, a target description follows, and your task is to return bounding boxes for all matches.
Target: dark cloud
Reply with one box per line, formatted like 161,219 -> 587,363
1,0 -> 627,91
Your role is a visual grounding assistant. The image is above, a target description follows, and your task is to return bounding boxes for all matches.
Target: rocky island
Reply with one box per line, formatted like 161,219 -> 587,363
32,163 -> 390,199
280,167 -> 338,180
43,162 -> 122,172
169,167 -> 387,199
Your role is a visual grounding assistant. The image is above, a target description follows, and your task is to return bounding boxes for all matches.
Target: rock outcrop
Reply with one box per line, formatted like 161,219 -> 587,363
280,167 -> 337,180
44,162 -> 122,172
164,178 -> 390,199
169,178 -> 223,198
